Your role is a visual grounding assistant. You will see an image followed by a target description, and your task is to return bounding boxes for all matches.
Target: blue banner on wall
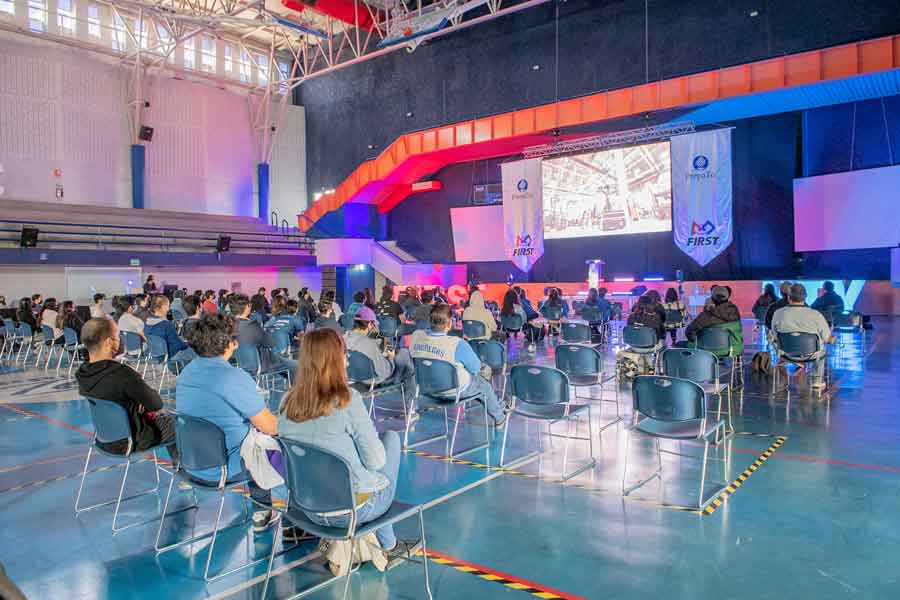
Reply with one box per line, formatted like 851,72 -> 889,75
671,129 -> 734,267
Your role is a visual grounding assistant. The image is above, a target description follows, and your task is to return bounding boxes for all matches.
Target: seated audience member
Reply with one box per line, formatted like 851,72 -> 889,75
314,300 -> 342,332
627,295 -> 663,338
201,290 -> 218,315
277,328 -> 422,564
501,289 -> 543,351
90,293 -> 107,319
143,275 -> 158,294
346,291 -> 366,322
684,285 -> 743,355
133,294 -> 151,321
115,296 -> 147,343
322,290 -> 343,320
256,287 -> 272,314
39,298 -> 63,343
346,307 -> 415,390
267,297 -> 306,338
661,287 -> 686,345
31,294 -> 43,315
176,313 -> 280,532
0,295 -> 6,309
540,288 -> 568,334
217,289 -> 229,311
298,288 -> 318,324
772,284 -> 834,390
399,287 -> 421,314
765,281 -> 793,330
57,300 -> 84,341
461,290 -> 497,341
231,294 -> 298,378
513,287 -> 539,321
432,286 -> 449,305
76,318 -> 177,461
811,281 -> 845,319
410,304 -> 506,425
643,290 -> 667,341
412,290 -> 436,325
752,283 -> 778,315
248,293 -> 268,325
16,297 -> 38,332
375,286 -> 403,321
145,295 -> 195,363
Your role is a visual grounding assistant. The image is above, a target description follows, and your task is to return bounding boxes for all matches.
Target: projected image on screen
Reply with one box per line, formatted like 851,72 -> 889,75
542,141 -> 672,239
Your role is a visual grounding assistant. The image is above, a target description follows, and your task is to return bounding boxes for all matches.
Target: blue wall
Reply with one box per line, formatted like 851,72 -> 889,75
298,0 -> 900,198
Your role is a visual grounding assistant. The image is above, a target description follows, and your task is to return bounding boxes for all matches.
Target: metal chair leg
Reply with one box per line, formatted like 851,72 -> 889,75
203,490 -> 228,581
419,508 -> 434,600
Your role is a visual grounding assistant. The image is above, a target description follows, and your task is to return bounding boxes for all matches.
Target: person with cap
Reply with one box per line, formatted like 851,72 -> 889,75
765,280 -> 793,330
772,283 -> 834,390
345,306 -> 415,390
684,284 -> 743,356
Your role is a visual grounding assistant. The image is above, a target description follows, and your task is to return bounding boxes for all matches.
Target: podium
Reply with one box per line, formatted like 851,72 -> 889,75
586,259 -> 605,289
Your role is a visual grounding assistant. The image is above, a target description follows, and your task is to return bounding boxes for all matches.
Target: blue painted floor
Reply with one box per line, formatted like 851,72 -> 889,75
1,318 -> 898,599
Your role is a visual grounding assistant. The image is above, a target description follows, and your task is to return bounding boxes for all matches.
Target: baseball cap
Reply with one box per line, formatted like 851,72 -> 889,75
710,285 -> 730,302
355,306 -> 377,322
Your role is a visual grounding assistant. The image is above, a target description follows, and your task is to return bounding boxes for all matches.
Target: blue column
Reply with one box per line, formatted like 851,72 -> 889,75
130,145 -> 145,209
257,163 -> 270,221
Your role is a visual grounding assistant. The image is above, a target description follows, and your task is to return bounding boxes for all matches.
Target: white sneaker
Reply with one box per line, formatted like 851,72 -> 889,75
252,510 -> 274,534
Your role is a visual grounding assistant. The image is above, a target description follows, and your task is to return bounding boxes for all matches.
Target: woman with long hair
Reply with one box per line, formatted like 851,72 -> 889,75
39,298 -> 63,342
753,283 -> 778,312
249,293 -> 268,325
277,329 -> 421,564
662,287 -> 686,344
501,289 -> 543,351
55,300 -> 84,342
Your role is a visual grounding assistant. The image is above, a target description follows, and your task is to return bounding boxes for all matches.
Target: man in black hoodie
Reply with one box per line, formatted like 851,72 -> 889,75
685,285 -> 742,342
811,280 -> 845,322
76,317 -> 178,461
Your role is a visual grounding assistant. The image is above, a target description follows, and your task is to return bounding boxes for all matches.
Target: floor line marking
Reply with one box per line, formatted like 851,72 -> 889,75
731,447 -> 900,472
0,458 -> 155,495
0,403 -> 92,437
702,436 -> 786,515
0,452 -> 86,475
420,548 -> 587,600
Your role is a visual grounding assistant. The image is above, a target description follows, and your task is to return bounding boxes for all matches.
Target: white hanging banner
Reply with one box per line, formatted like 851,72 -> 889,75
501,158 -> 544,272
671,129 -> 733,267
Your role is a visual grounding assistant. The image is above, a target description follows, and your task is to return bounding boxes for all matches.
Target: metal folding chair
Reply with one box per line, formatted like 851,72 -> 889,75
56,327 -> 84,377
347,350 -> 408,419
234,344 -> 291,391
462,320 -> 487,340
774,331 -> 828,397
469,339 -> 509,406
119,331 -> 146,372
406,357 -> 492,460
74,396 -> 166,532
543,305 -> 563,335
144,335 -> 170,392
561,322 -> 592,345
661,348 -> 732,438
37,325 -> 60,371
555,344 -> 620,427
0,321 -> 14,360
262,439 -> 433,600
622,376 -> 728,509
499,313 -> 523,337
155,413 -> 283,581
13,323 -> 33,365
697,326 -> 744,389
501,365 -> 595,480
623,324 -> 662,372
580,306 -> 609,344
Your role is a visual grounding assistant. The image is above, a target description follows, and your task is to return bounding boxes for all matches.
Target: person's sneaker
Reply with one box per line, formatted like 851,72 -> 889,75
252,510 -> 274,534
494,413 -> 508,429
384,538 -> 424,570
811,380 -> 827,391
527,343 -> 537,353
282,526 -> 316,544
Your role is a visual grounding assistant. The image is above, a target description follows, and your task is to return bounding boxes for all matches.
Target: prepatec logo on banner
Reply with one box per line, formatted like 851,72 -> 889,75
517,179 -> 528,192
687,154 -> 715,180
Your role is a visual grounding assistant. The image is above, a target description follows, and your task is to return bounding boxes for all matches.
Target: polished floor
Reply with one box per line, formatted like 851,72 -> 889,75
1,318 -> 897,599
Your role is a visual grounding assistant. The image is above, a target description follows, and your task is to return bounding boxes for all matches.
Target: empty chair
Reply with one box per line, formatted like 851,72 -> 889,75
261,439 -> 433,600
0,321 -> 14,360
56,327 -> 84,377
660,348 -> 731,437
580,305 -> 609,343
462,319 -> 488,340
155,414 -> 277,581
561,322 -> 592,345
469,339 -> 509,405
555,343 -> 620,417
622,376 -> 728,509
119,331 -> 145,372
664,309 -> 684,332
407,357 -> 492,460
74,397 -> 165,532
696,326 -> 744,389
501,365 -> 595,480
144,335 -> 171,392
37,325 -> 59,371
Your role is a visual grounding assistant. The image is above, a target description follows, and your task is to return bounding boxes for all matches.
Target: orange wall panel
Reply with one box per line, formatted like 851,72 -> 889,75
659,78 -> 689,108
717,65 -> 751,98
407,133 -> 422,155
473,118 -> 493,143
513,109 -> 536,135
455,122 -> 473,146
437,126 -> 455,149
859,37 -> 893,73
688,71 -> 719,103
493,113 -> 513,139
581,93 -> 607,121
750,58 -> 785,92
606,88 -> 633,118
534,104 -> 557,132
822,44 -> 859,80
784,52 -> 821,86
633,83 -> 659,113
557,98 -> 582,127
421,130 -> 437,153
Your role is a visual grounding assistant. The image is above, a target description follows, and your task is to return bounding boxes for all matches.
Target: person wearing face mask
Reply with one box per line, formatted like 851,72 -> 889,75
75,318 -> 178,461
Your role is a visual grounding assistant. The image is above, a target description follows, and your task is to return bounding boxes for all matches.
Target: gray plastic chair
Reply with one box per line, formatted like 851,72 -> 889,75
262,439 -> 433,600
661,348 -> 732,436
462,319 -> 487,340
561,322 -> 591,345
622,376 -> 728,509
74,396 -> 165,533
697,326 -> 744,389
774,331 -> 828,396
57,327 -> 84,377
407,357 -> 492,460
502,365 -> 595,480
469,339 -> 508,405
347,350 -> 408,419
555,344 -> 621,425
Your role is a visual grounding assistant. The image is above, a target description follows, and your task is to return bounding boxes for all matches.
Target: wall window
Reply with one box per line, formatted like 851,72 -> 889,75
1,0 -> 16,17
86,4 -> 101,38
156,23 -> 174,61
238,49 -> 252,83
256,53 -> 268,86
111,12 -> 127,51
183,36 -> 196,69
133,17 -> 149,49
200,35 -> 216,73
57,0 -> 76,37
28,0 -> 47,32
223,44 -> 234,77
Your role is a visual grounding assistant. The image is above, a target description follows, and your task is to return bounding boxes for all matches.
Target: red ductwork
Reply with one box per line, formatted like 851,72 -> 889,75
281,0 -> 378,31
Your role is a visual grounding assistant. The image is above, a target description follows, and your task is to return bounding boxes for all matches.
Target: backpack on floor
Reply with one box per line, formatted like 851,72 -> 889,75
616,350 -> 646,379
751,351 -> 771,374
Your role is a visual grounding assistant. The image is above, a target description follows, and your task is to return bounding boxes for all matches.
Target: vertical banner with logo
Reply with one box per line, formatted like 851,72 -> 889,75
501,158 -> 544,272
671,129 -> 733,267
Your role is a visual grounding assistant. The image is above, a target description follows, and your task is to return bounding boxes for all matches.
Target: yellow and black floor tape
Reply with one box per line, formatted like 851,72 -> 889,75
701,435 -> 786,515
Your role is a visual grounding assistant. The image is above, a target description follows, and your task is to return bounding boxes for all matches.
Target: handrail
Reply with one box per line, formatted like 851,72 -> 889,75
270,210 -> 279,226
0,218 -> 316,241
0,227 -> 315,246
0,236 -> 314,252
280,219 -> 290,236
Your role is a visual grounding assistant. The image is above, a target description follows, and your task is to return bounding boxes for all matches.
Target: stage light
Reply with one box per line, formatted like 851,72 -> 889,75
643,276 -> 664,282
613,276 -> 634,282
